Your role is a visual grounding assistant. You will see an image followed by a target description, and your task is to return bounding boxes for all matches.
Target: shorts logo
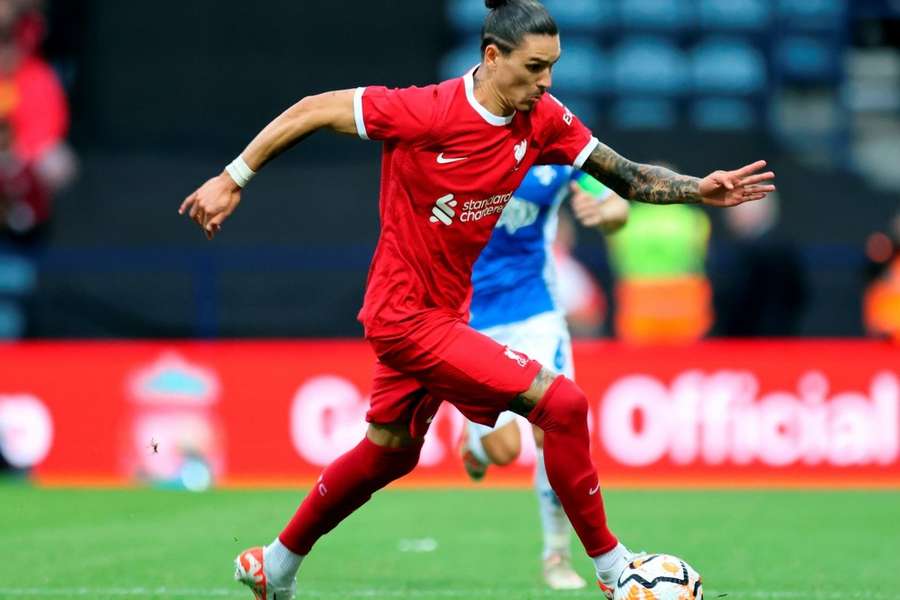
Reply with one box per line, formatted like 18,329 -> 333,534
503,346 -> 529,368
317,474 -> 328,496
554,340 -> 565,371
429,194 -> 458,226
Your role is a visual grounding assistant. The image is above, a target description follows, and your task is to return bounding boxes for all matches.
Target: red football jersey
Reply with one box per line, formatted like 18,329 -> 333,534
354,68 -> 598,337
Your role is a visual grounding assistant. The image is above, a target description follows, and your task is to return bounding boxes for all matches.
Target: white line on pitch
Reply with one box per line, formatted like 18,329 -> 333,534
1,588 -> 898,599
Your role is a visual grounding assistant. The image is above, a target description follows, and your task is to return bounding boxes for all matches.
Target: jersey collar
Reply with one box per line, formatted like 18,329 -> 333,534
464,66 -> 516,127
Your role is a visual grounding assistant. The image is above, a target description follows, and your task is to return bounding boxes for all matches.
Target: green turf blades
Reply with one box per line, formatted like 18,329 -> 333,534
1,485 -> 898,599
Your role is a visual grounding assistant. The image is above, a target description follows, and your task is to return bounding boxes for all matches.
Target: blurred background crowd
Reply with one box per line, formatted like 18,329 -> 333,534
1,0 -> 898,343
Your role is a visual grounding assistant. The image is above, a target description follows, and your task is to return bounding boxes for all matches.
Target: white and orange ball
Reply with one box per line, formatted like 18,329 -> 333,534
613,553 -> 703,600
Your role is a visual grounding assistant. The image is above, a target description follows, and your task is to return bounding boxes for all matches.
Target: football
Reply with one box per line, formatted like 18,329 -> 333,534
613,553 -> 703,600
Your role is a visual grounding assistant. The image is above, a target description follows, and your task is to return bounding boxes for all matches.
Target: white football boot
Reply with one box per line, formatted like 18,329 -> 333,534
542,552 -> 587,590
234,546 -> 296,600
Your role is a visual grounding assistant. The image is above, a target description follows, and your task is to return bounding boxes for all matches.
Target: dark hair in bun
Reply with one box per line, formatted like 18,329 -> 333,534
481,0 -> 557,55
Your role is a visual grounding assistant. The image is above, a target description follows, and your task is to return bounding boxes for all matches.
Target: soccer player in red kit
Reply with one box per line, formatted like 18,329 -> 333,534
179,2 -> 775,598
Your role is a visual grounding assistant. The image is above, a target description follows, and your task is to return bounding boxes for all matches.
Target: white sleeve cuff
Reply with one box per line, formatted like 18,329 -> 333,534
353,87 -> 369,140
573,136 -> 599,169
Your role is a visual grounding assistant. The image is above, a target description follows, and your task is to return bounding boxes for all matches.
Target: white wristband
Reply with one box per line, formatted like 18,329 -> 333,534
225,155 -> 256,188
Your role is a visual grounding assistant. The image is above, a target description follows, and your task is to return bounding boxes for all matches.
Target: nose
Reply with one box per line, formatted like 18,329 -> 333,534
538,69 -> 552,91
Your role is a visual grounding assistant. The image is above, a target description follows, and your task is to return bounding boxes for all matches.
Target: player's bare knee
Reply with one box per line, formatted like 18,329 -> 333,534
526,367 -> 558,400
510,367 -> 559,416
482,424 -> 521,465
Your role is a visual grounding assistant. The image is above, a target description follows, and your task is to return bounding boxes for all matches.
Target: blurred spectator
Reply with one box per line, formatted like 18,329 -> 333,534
0,118 -> 47,241
0,117 -> 40,338
863,211 -> 900,342
606,199 -> 712,345
13,0 -> 44,59
714,192 -> 810,337
0,0 -> 76,195
0,0 -> 73,339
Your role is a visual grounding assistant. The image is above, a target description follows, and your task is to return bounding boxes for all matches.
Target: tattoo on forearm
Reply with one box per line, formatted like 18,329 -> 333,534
583,143 -> 701,205
509,367 -> 558,417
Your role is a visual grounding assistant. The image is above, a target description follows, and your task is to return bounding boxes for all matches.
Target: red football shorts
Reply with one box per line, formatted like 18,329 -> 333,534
365,311 -> 542,438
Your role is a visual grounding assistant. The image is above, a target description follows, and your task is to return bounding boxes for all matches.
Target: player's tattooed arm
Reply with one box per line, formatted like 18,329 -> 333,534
583,144 -> 776,208
509,367 -> 558,417
582,142 -> 701,205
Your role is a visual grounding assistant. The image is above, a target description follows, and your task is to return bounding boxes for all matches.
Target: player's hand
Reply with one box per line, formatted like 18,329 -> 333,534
570,182 -> 606,228
698,160 -> 775,208
178,172 -> 242,240
569,183 -> 629,234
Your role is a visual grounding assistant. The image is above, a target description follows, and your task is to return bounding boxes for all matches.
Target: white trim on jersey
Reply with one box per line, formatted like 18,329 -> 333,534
573,136 -> 600,169
464,67 -> 515,127
353,87 -> 370,140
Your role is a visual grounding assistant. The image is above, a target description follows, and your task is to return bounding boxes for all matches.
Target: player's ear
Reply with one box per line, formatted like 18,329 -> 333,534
483,44 -> 500,69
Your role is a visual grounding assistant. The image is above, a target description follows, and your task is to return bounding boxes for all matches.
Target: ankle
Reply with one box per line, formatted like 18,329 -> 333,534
264,538 -> 304,585
592,542 -> 628,576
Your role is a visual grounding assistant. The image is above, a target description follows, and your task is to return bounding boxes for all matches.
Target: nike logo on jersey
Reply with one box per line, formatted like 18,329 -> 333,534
437,153 -> 468,164
588,482 -> 601,496
429,194 -> 458,226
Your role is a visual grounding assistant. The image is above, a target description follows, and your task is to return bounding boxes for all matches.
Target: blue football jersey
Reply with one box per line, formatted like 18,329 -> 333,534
469,165 -> 579,330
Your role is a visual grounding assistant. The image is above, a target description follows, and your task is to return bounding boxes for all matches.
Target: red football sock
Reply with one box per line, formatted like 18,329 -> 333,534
527,376 -> 618,557
279,436 -> 422,555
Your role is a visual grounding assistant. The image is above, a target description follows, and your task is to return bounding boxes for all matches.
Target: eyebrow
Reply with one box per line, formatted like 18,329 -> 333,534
526,56 -> 561,66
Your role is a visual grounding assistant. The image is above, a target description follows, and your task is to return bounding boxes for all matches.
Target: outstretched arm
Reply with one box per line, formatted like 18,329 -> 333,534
179,90 -> 357,239
236,90 -> 358,171
581,142 -> 775,207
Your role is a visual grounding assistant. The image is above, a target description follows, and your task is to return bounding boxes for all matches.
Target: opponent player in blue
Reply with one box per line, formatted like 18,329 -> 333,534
462,164 -> 629,590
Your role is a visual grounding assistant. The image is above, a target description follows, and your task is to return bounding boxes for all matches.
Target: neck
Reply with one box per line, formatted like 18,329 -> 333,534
472,67 -> 515,118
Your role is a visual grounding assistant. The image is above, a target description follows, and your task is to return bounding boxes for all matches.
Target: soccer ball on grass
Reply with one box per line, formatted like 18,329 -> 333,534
613,553 -> 703,600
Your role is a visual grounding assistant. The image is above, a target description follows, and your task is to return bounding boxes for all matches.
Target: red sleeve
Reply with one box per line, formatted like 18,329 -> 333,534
534,94 -> 598,169
12,58 -> 69,163
353,85 -> 437,143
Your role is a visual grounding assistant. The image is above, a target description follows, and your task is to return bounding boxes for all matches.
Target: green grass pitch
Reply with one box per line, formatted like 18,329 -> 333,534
2,481 -> 898,599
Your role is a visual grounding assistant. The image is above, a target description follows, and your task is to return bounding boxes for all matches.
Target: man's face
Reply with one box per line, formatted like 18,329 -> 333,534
487,34 -> 561,112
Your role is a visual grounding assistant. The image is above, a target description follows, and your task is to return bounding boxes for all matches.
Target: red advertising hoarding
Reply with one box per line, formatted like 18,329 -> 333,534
0,341 -> 897,488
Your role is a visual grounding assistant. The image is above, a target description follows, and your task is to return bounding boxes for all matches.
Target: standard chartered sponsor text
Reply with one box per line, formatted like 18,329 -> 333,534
459,192 -> 513,223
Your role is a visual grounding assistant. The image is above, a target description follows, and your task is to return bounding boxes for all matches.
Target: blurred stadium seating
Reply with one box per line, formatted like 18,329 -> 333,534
441,0 -> 849,152
0,254 -> 34,337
